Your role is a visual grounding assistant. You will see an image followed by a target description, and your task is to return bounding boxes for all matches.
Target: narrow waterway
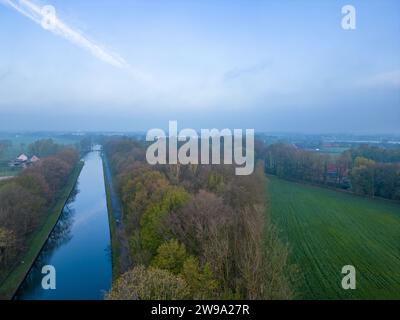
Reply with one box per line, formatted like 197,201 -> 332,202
15,148 -> 112,300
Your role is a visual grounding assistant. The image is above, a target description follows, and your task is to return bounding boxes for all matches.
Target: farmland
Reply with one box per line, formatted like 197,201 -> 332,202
266,175 -> 400,299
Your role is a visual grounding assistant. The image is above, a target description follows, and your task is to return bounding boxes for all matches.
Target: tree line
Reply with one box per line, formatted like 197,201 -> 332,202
104,138 -> 295,300
0,142 -> 80,281
259,142 -> 400,200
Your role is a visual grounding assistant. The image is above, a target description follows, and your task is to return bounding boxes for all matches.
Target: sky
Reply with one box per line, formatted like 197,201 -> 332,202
0,0 -> 399,133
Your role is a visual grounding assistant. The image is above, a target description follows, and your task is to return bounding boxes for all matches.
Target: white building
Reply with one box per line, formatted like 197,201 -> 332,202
16,154 -> 28,162
30,155 -> 40,163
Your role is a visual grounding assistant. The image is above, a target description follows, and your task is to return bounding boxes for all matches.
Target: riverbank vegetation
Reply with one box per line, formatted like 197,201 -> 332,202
0,141 -> 81,299
104,138 -> 295,300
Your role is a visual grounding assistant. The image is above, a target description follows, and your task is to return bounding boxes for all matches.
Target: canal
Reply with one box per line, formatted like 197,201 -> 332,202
15,148 -> 112,300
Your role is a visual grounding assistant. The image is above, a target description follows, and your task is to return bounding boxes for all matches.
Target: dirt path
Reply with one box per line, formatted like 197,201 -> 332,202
102,153 -> 132,274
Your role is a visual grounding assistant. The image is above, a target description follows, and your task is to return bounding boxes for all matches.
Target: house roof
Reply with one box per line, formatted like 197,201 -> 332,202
17,154 -> 28,161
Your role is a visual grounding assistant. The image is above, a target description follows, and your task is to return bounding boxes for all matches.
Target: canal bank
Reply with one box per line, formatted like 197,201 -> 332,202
102,155 -> 121,279
102,152 -> 132,280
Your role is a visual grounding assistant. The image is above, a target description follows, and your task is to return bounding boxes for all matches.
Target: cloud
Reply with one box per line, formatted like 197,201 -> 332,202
357,70 -> 400,89
223,61 -> 271,81
1,0 -> 129,69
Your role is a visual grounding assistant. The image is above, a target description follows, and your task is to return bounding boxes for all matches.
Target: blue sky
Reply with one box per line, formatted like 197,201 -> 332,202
0,0 -> 399,133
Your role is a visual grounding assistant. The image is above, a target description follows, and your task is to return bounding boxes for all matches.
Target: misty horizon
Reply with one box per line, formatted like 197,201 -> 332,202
1,0 -> 399,133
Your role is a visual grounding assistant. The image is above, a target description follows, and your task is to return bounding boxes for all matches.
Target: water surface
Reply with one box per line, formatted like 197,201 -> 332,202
15,149 -> 112,300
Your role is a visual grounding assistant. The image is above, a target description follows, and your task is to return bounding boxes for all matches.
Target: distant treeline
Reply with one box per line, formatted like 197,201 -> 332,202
104,138 -> 295,300
0,141 -> 80,281
0,136 -> 92,162
27,137 -> 93,157
257,142 -> 400,200
348,144 -> 400,163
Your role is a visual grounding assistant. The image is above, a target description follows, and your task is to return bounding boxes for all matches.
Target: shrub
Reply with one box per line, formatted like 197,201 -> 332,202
151,239 -> 188,275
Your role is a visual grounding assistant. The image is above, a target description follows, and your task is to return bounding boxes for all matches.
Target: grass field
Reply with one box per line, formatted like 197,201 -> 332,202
266,175 -> 400,300
318,146 -> 349,157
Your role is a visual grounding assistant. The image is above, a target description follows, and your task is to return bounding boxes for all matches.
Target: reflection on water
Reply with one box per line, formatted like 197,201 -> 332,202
16,191 -> 77,294
15,149 -> 112,300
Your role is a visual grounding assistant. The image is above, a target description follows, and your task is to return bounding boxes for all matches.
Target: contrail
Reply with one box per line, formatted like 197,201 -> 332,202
1,0 -> 130,69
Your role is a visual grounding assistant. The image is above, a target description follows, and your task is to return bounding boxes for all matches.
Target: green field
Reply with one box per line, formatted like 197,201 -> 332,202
266,176 -> 400,300
318,146 -> 349,157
